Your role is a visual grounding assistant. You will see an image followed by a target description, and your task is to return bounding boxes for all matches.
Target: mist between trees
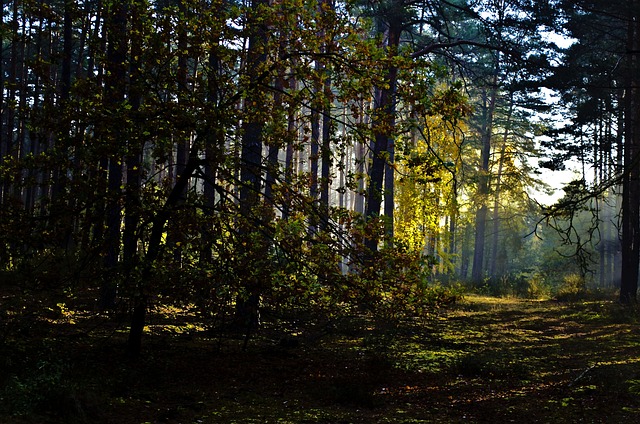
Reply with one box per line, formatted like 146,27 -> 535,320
1,0 -> 639,356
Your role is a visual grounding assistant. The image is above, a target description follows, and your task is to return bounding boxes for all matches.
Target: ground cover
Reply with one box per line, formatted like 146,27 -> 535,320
1,295 -> 639,423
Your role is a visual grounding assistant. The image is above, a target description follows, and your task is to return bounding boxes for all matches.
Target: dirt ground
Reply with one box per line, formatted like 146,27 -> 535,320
1,295 -> 639,423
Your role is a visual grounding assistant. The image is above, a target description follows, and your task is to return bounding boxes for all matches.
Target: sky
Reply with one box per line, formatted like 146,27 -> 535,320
529,23 -> 579,208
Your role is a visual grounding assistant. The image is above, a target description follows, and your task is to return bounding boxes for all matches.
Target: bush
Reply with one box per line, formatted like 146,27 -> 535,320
555,273 -> 586,301
523,273 -> 551,299
470,273 -> 550,299
0,357 -> 81,419
347,242 -> 463,320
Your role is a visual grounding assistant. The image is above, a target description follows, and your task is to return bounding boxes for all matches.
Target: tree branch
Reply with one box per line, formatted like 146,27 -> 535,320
411,40 -> 499,59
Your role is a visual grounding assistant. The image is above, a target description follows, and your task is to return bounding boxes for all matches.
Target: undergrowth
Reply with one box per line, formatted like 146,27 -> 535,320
1,295 -> 640,423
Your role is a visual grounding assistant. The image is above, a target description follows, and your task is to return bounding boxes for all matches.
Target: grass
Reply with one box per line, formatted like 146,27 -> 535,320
1,294 -> 640,423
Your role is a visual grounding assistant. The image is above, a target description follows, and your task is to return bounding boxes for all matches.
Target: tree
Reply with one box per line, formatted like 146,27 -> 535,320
546,0 -> 639,302
619,0 -> 640,303
235,0 -> 269,329
361,1 -> 404,254
470,58 -> 499,283
99,0 -> 128,309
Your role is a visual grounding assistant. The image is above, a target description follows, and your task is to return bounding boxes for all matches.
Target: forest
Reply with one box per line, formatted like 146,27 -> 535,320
1,0 -> 640,422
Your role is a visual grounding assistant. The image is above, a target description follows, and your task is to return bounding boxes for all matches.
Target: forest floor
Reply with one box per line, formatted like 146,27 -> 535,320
1,294 -> 640,423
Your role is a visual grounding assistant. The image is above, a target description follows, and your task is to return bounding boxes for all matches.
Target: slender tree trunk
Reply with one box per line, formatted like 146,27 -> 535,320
39,17 -> 55,217
317,0 -> 334,232
471,64 -> 499,284
489,97 -> 513,278
14,11 -> 28,204
25,11 -> 46,214
364,18 -> 401,253
353,101 -> 365,215
489,141 -> 506,278
265,10 -> 291,206
60,0 -> 73,107
54,0 -> 75,246
383,135 -> 395,242
310,70 -> 320,231
264,141 -> 279,204
0,1 -> 5,185
84,0 -> 105,251
283,76 -> 297,220
100,0 -> 128,309
235,0 -> 269,333
87,0 -> 103,78
3,0 -> 19,205
460,223 -> 472,279
339,108 -> 347,212
128,156 -> 201,356
201,33 -> 223,264
169,0 -> 190,266
448,178 -> 458,258
620,2 -> 640,304
123,0 -> 143,272
319,75 -> 332,231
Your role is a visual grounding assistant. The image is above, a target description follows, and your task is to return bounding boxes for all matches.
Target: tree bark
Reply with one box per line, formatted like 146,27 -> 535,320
471,63 -> 499,284
283,75 -> 297,220
169,0 -> 191,266
320,74 -> 332,232
201,32 -> 223,264
310,68 -> 320,232
235,0 -> 268,331
2,0 -> 19,205
620,1 -> 640,304
489,97 -> 513,278
123,0 -> 143,274
100,0 -> 128,309
128,156 -> 201,356
364,18 -> 401,253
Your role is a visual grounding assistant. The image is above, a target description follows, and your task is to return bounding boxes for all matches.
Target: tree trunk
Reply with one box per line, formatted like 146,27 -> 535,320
169,0 -> 190,266
471,65 -> 499,284
448,179 -> 458,269
0,1 -> 4,183
460,223 -> 472,279
620,2 -> 640,304
100,0 -> 128,309
235,0 -> 269,332
3,0 -> 19,205
14,10 -> 28,204
364,18 -> 401,253
320,76 -> 332,232
123,0 -> 143,274
489,97 -> 513,278
353,105 -> 365,216
283,75 -> 297,220
318,0 -> 335,232
128,157 -> 201,356
310,68 -> 320,232
201,35 -> 223,264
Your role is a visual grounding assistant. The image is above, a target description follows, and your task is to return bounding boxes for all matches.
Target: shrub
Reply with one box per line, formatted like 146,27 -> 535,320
523,273 -> 550,299
555,273 -> 586,301
470,273 -> 550,299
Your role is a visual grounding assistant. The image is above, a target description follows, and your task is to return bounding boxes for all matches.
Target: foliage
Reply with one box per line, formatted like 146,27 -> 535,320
555,273 -> 587,301
350,240 -> 463,319
0,345 -> 84,420
394,114 -> 464,258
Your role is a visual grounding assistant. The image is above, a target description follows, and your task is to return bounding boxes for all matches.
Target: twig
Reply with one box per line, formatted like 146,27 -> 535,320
569,363 -> 597,387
